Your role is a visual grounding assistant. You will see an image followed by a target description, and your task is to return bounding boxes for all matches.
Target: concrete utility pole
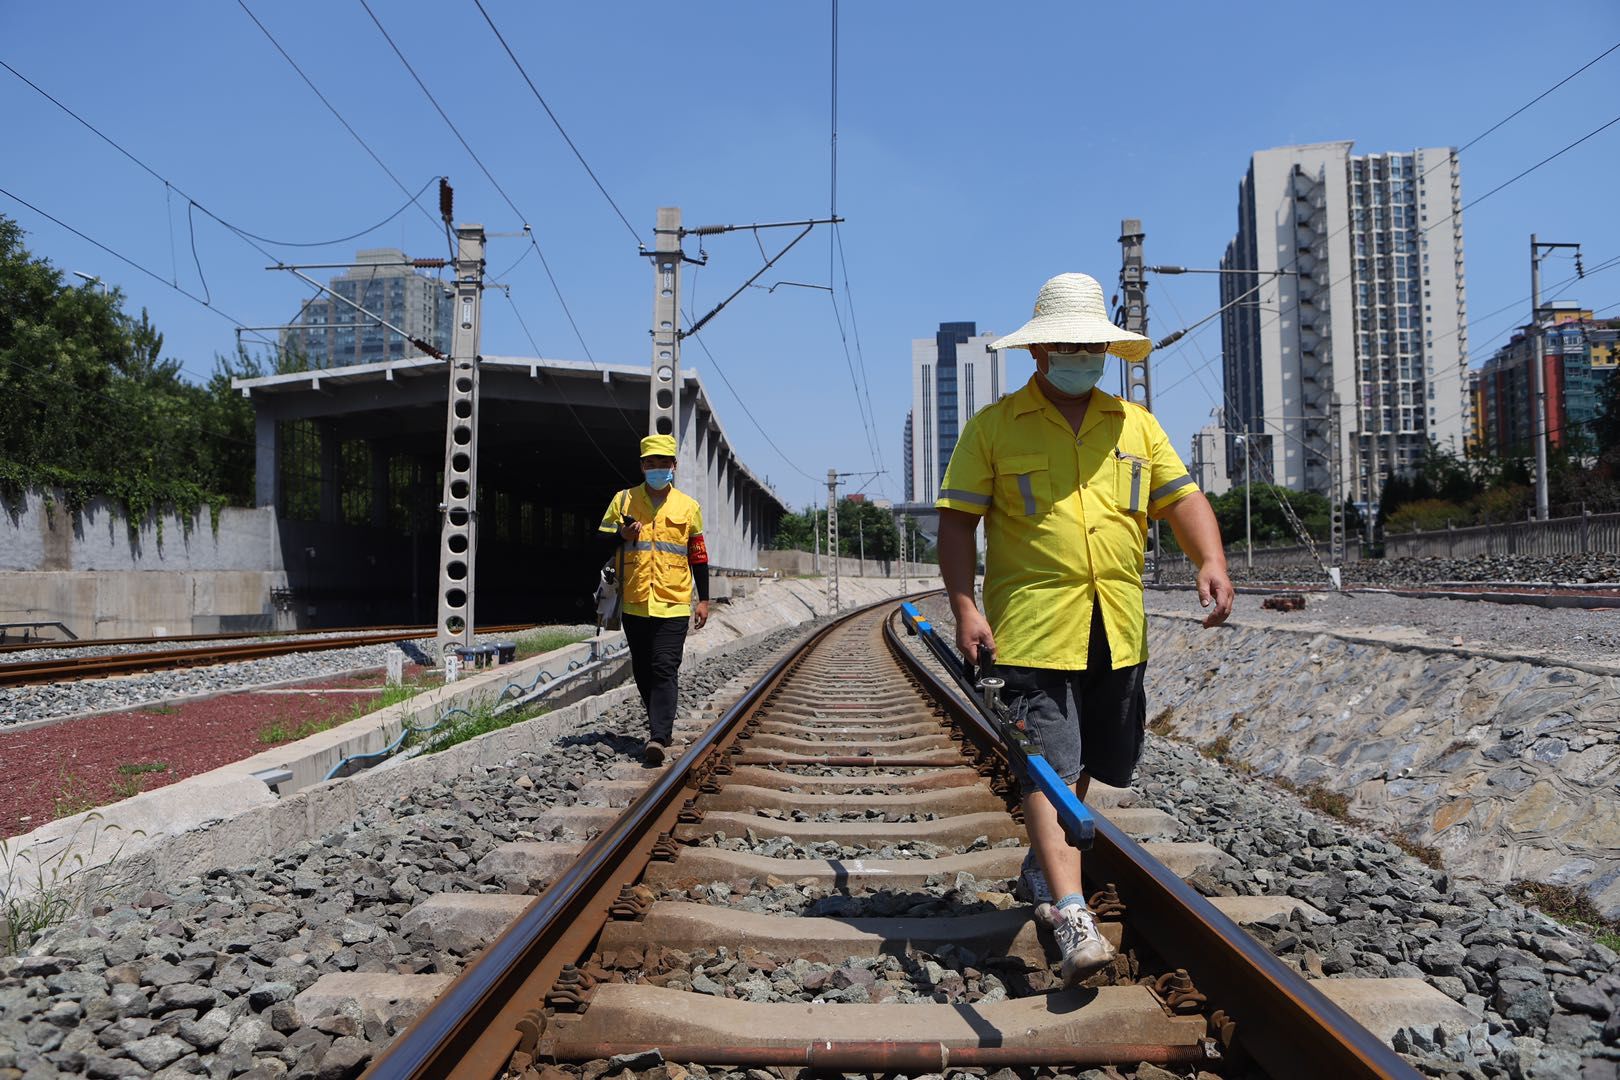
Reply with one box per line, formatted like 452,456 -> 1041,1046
435,224 -> 487,670
897,512 -> 908,593
1328,393 -> 1345,587
648,207 -> 683,439
1117,219 -> 1158,582
826,470 -> 840,613
1529,235 -> 1582,521
1530,233 -> 1549,522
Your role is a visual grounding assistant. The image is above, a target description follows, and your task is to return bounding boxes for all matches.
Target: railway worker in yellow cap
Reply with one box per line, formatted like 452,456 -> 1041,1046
936,271 -> 1233,985
598,434 -> 710,765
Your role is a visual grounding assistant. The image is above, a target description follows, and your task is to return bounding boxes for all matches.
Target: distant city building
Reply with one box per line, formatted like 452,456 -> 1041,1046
280,249 -> 452,368
1473,305 -> 1618,457
1190,410 -> 1232,497
1220,142 -> 1468,511
909,322 -> 1007,503
902,411 -> 915,503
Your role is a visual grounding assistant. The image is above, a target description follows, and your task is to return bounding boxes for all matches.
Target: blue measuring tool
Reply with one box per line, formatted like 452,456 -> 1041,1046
899,603 -> 1094,848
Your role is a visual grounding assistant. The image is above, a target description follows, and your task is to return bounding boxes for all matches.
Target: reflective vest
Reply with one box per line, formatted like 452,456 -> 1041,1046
608,485 -> 704,618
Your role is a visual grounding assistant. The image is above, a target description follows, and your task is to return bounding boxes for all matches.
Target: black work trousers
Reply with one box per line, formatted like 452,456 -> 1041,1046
621,612 -> 689,745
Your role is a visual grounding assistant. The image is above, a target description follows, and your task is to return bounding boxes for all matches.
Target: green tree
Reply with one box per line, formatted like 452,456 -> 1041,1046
1207,484 -> 1330,547
0,213 -> 256,526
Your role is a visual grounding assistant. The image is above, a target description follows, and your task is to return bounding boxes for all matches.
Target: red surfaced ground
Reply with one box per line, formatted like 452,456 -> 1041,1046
0,665 -> 428,838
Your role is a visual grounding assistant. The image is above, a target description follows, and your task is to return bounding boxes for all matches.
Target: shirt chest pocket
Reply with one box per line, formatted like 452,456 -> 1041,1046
1113,451 -> 1147,515
996,453 -> 1052,516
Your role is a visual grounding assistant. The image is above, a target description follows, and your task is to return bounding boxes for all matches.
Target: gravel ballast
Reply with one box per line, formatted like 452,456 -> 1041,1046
0,621 -> 817,1079
912,594 -> 1620,1080
0,627 -> 593,728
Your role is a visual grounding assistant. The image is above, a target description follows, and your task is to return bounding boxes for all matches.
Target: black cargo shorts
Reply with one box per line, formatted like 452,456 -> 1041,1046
994,602 -> 1147,792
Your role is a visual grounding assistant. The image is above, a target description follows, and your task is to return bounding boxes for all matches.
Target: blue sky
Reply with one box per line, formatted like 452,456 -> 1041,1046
5,1 -> 1618,510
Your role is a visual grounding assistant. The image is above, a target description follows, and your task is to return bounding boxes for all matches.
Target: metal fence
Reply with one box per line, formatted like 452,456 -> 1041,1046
1384,510 -> 1620,558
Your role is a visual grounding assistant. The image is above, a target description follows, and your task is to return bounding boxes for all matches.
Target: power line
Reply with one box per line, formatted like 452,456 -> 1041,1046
1456,40 -> 1620,156
2,57 -> 441,254
356,0 -> 612,393
0,57 -> 446,370
826,0 -> 885,490
0,184 -> 280,365
682,313 -> 818,483
235,0 -> 442,234
469,0 -> 642,246
1163,41 -> 1620,365
496,288 -> 621,473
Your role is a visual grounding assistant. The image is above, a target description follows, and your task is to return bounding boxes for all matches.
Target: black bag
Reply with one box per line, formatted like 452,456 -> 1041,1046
594,492 -> 630,632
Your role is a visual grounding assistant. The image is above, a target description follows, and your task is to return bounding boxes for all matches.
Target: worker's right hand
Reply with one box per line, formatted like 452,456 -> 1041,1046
619,520 -> 641,540
954,608 -> 996,667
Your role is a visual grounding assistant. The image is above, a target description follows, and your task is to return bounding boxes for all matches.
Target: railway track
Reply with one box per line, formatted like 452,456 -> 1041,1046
362,596 -> 1439,1079
0,623 -> 537,687
0,621 -> 468,655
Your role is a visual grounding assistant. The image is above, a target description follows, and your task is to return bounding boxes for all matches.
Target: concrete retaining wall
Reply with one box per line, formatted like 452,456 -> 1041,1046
1145,613 -> 1620,916
0,575 -> 941,902
0,489 -> 289,638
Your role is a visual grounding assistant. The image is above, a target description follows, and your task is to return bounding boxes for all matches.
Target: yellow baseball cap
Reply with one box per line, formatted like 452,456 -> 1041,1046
639,434 -> 677,458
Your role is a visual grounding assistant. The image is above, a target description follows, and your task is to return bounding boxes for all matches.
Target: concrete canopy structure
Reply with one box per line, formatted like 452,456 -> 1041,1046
236,356 -> 789,626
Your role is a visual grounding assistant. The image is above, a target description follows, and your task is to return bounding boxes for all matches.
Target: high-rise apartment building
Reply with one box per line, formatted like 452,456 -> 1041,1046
909,322 -> 1008,503
1220,142 -> 1468,511
1472,305 -> 1618,456
902,411 -> 915,503
1189,411 -> 1232,497
281,249 -> 453,368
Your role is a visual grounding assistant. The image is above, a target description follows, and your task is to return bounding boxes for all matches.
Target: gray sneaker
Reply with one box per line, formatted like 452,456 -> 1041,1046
1014,850 -> 1057,926
1054,905 -> 1116,985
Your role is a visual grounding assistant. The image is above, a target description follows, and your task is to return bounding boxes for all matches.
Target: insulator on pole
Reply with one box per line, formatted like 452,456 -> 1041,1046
438,179 -> 454,225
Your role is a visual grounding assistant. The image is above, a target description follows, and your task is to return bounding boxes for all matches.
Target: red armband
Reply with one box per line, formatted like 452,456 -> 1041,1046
687,534 -> 709,565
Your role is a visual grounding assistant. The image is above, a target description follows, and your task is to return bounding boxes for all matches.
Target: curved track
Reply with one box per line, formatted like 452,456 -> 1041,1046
364,596 -> 1421,1079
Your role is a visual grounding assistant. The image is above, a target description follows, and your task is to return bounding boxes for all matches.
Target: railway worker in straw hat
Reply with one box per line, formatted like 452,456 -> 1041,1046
598,433 -> 710,766
936,271 -> 1233,984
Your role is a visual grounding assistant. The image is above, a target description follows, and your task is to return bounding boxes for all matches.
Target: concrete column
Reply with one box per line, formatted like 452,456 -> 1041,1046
319,422 -> 341,525
255,411 -> 281,510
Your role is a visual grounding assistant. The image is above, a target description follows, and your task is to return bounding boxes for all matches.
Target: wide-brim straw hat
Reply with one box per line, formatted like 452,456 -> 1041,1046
989,272 -> 1152,361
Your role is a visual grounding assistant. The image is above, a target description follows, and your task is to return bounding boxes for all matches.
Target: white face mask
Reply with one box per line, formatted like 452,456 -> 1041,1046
1044,353 -> 1107,396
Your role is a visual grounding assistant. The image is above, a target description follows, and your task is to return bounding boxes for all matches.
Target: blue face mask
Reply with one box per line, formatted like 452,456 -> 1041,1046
643,468 -> 674,489
1044,353 -> 1107,397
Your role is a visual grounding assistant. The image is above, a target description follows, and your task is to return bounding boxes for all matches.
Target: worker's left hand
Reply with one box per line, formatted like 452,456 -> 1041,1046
1197,563 -> 1234,628
693,600 -> 710,630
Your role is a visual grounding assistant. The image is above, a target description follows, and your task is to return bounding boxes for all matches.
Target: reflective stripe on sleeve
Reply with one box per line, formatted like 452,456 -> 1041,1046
1150,474 -> 1196,503
938,488 -> 991,506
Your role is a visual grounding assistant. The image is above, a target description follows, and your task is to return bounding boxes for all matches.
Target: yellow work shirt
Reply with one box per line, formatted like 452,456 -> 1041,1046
597,485 -> 705,618
936,378 -> 1198,670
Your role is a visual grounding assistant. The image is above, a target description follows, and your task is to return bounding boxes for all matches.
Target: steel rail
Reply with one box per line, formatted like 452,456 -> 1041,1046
0,621 -> 467,655
881,606 -> 1420,1080
0,623 -> 536,686
362,597 -> 900,1079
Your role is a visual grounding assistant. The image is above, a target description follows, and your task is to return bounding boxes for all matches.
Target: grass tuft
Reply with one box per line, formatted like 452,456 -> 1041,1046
50,771 -> 99,821
415,698 -> 550,755
511,628 -> 590,661
1148,706 -> 1177,736
115,762 -> 168,776
1509,881 -> 1620,951
257,683 -> 423,745
2,814 -> 144,954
